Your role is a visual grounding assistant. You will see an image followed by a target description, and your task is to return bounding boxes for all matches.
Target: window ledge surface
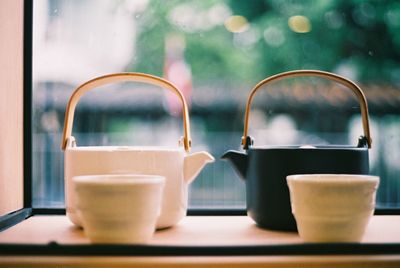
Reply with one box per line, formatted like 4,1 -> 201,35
0,215 -> 400,267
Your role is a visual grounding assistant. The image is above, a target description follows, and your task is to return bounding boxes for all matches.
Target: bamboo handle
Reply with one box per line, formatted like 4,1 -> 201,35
61,72 -> 191,152
242,70 -> 372,149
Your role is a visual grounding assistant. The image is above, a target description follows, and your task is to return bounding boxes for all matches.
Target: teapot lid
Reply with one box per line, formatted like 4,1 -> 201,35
66,145 -> 185,152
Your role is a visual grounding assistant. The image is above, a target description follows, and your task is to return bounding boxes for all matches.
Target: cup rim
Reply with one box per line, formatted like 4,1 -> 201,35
73,174 -> 165,185
286,174 -> 379,183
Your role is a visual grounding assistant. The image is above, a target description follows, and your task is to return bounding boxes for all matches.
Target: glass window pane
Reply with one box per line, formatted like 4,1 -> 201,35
32,0 -> 400,208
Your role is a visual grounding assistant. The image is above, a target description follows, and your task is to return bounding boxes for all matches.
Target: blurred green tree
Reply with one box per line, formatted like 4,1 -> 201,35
132,0 -> 400,85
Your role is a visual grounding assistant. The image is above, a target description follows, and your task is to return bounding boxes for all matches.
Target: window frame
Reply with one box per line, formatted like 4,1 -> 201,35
22,0 -> 400,216
3,0 -> 400,226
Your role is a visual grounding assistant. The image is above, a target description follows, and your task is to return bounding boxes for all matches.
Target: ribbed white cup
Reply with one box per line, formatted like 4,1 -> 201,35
287,174 -> 379,242
73,174 -> 165,244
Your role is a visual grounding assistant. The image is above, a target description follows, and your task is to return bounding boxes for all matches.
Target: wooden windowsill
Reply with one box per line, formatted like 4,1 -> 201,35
1,215 -> 400,245
0,215 -> 400,267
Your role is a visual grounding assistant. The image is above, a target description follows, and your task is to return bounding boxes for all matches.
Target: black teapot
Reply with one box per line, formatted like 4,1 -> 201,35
222,70 -> 372,231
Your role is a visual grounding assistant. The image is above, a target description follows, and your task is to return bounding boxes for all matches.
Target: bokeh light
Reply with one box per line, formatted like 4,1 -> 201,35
224,15 -> 249,33
288,15 -> 311,33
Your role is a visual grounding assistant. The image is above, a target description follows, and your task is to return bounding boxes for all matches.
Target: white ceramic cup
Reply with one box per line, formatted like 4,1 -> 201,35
73,174 -> 165,244
287,174 -> 379,243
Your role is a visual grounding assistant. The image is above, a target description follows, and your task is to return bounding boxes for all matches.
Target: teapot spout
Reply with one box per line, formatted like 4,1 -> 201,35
221,150 -> 248,180
184,152 -> 215,184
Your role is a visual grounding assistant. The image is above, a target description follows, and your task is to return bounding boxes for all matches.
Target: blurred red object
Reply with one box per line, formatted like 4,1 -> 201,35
163,34 -> 192,116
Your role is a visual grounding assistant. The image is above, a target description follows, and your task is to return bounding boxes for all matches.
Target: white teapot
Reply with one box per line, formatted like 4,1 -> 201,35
61,73 -> 214,229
